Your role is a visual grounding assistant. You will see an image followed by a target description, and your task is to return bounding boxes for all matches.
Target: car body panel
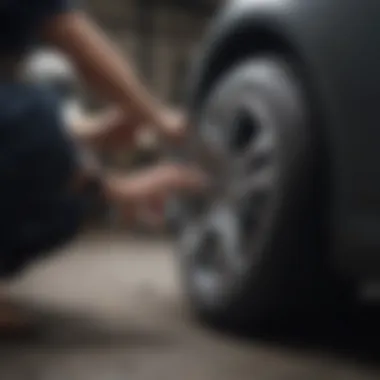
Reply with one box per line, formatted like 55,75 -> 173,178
187,0 -> 380,279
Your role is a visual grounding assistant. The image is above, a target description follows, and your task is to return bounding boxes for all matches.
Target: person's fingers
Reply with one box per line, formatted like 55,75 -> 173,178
150,108 -> 188,143
119,193 -> 165,228
105,163 -> 209,209
159,163 -> 210,192
95,107 -> 142,149
108,164 -> 209,230
133,163 -> 209,197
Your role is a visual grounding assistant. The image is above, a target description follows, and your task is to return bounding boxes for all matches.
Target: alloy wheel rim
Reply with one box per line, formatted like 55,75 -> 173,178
180,84 -> 280,303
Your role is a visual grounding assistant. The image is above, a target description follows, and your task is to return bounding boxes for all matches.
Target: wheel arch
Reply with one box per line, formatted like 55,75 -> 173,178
191,25 -> 317,116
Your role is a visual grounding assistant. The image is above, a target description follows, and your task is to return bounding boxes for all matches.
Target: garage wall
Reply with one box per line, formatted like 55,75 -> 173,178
86,0 -> 214,103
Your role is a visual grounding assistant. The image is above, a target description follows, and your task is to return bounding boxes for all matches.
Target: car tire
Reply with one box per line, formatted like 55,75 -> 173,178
170,56 -> 332,328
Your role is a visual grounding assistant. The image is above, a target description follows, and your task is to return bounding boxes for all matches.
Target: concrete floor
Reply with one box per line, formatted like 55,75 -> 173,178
1,231 -> 380,380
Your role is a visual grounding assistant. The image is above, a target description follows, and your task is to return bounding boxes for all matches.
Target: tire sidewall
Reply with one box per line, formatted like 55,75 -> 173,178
178,56 -> 318,323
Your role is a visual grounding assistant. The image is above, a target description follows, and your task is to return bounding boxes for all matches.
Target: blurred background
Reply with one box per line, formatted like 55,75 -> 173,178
89,0 -> 214,101
3,1 -> 380,380
87,0 -> 215,103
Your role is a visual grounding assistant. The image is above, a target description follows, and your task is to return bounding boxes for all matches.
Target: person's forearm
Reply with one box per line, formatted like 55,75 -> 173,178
42,12 -> 163,126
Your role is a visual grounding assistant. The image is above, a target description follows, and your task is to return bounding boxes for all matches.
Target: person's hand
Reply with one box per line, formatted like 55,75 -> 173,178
93,106 -> 188,149
86,108 -> 163,151
104,162 -> 209,226
69,108 -> 140,151
94,108 -> 140,149
106,162 -> 208,203
152,107 -> 189,144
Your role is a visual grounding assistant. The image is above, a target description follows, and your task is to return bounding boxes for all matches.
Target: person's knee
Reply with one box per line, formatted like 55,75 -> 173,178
13,84 -> 80,192
0,85 -> 92,279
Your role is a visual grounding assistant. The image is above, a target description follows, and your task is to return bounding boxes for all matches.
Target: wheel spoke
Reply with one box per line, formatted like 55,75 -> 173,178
180,216 -> 208,260
231,127 -> 276,183
252,129 -> 275,159
209,204 -> 248,278
243,128 -> 275,169
231,166 -> 275,200
185,203 -> 246,292
201,89 -> 235,138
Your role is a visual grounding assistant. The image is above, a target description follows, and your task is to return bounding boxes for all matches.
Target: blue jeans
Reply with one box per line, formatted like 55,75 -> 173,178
0,83 -> 88,278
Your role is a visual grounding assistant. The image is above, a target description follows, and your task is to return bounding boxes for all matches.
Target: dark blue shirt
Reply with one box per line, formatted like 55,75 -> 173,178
0,0 -> 73,54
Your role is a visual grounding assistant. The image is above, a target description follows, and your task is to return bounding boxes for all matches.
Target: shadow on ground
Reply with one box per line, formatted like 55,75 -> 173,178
0,301 -> 379,379
214,303 -> 380,369
1,301 -> 380,366
0,303 -> 178,351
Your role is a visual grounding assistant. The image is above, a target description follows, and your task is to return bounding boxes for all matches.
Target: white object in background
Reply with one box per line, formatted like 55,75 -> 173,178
20,48 -> 87,124
20,48 -> 76,85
